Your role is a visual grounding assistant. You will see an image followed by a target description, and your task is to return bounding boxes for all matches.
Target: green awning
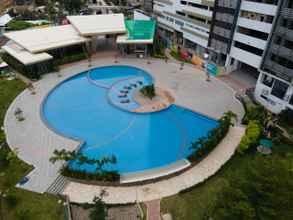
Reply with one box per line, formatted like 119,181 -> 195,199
125,20 -> 156,40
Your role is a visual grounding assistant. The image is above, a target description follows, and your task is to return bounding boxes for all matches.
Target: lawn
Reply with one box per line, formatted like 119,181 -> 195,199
0,78 -> 65,220
161,143 -> 293,220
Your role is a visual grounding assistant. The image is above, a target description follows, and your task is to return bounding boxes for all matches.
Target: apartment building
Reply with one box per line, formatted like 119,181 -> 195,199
254,0 -> 293,113
153,0 -> 214,57
153,0 -> 293,113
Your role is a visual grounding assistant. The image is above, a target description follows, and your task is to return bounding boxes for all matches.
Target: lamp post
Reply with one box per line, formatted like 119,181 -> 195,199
204,53 -> 210,81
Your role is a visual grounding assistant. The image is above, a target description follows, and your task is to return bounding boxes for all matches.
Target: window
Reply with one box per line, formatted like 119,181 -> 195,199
176,11 -> 186,16
188,2 -> 208,10
262,74 -> 274,87
271,79 -> 289,100
290,94 -> 293,105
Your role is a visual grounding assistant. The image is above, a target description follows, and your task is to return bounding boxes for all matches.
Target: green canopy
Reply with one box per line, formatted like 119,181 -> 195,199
125,20 -> 156,40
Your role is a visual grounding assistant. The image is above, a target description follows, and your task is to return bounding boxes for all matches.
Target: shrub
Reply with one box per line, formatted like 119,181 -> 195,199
140,84 -> 156,99
279,108 -> 293,127
188,111 -> 236,162
242,105 -> 266,125
237,120 -> 262,154
53,53 -> 87,66
0,147 -> 9,168
7,20 -> 34,31
61,166 -> 120,182
5,194 -> 18,209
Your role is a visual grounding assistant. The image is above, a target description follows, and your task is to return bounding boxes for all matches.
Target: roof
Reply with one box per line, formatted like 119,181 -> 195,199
67,14 -> 126,36
117,20 -> 156,44
4,25 -> 88,53
0,14 -> 13,27
2,41 -> 53,65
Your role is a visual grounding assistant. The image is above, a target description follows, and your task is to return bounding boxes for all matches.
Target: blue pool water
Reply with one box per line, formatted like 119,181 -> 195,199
42,66 -> 218,174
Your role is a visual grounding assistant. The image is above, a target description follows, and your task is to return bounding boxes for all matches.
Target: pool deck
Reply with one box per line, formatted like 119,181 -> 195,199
4,57 -> 245,200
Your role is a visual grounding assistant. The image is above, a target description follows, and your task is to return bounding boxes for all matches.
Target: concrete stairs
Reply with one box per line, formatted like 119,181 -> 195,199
46,175 -> 68,195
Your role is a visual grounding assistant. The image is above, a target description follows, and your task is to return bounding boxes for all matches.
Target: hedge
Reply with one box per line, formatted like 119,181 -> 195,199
237,120 -> 262,154
188,112 -> 236,162
61,166 -> 120,182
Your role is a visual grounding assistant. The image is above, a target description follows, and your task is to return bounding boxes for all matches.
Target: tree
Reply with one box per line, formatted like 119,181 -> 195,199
63,0 -> 85,14
49,149 -> 117,172
208,157 -> 293,220
89,192 -> 108,220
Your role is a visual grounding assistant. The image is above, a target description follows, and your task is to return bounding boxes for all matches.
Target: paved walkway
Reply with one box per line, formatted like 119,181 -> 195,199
145,200 -> 161,220
4,57 -> 244,197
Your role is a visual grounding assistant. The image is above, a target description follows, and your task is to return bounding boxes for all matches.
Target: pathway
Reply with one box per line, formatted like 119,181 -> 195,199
145,200 -> 161,220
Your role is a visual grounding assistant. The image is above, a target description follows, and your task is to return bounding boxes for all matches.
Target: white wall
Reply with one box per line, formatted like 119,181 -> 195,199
255,72 -> 293,113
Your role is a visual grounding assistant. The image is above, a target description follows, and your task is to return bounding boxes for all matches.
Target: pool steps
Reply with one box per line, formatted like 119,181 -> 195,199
46,175 -> 69,195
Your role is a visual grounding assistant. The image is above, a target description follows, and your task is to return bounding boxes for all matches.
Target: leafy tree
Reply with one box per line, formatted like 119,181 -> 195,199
62,0 -> 85,14
209,157 -> 293,220
50,149 -> 117,172
140,84 -> 156,99
89,193 -> 108,220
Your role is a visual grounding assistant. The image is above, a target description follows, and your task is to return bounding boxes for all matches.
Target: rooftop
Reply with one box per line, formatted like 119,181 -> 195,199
2,41 -> 53,65
67,14 -> 126,37
4,25 -> 88,53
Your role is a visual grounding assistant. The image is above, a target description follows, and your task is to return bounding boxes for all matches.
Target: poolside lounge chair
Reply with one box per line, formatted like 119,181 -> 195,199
130,83 -> 137,88
120,90 -> 129,94
137,81 -> 143,85
118,94 -> 127,98
120,99 -> 130,104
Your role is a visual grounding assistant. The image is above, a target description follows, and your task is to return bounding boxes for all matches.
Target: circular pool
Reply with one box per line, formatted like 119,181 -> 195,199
42,66 -> 218,175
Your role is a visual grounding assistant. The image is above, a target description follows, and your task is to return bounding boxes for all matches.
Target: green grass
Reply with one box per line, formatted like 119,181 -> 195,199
161,143 -> 293,220
0,78 -> 65,220
0,78 -> 26,125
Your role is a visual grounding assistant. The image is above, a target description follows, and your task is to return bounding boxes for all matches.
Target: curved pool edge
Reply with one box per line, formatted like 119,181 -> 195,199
40,66 -> 212,185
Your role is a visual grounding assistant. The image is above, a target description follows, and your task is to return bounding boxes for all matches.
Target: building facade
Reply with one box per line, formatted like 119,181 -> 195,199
153,0 -> 293,113
254,0 -> 293,113
153,0 -> 214,57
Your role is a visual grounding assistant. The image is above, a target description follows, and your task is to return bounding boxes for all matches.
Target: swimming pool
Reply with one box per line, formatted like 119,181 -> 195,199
42,66 -> 218,175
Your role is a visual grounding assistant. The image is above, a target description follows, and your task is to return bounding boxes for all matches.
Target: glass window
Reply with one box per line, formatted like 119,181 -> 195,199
290,94 -> 293,105
262,74 -> 274,87
271,79 -> 289,100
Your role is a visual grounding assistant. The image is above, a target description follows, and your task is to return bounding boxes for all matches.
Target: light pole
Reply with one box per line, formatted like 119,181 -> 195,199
204,53 -> 210,81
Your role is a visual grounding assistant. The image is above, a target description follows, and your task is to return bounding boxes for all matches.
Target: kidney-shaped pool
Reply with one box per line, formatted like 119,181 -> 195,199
42,66 -> 218,175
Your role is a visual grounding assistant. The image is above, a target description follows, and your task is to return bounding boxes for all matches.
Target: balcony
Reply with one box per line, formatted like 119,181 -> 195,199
270,44 -> 293,60
281,8 -> 293,19
230,46 -> 262,68
234,32 -> 267,50
182,6 -> 213,19
276,27 -> 293,39
241,0 -> 277,16
264,60 -> 293,80
237,17 -> 272,33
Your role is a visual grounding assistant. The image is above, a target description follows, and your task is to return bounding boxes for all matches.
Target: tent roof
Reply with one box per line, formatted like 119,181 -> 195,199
4,25 -> 88,53
2,41 -> 53,65
67,14 -> 126,36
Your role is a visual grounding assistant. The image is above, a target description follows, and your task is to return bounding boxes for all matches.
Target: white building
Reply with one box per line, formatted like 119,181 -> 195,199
153,0 -> 214,56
